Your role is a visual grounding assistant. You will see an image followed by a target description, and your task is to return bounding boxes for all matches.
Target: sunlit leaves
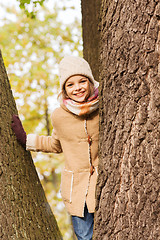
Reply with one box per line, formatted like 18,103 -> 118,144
17,0 -> 45,18
0,3 -> 82,133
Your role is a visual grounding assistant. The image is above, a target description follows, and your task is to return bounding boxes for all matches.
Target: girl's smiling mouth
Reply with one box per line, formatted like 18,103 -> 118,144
74,91 -> 85,96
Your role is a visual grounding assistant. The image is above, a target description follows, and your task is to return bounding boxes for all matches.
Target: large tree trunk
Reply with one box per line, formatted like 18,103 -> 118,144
0,51 -> 62,239
82,0 -> 160,239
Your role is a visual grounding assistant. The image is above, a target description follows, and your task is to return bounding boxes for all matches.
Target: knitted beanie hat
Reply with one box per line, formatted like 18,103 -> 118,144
59,56 -> 96,90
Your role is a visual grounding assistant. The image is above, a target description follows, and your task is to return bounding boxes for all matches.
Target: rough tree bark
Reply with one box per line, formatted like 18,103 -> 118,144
0,51 -> 62,239
82,0 -> 160,239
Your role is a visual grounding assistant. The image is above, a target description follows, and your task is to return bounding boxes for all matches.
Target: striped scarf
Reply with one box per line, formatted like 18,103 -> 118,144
62,87 -> 99,116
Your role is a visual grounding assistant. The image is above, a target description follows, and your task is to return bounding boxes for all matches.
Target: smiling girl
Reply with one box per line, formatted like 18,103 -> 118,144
12,56 -> 99,240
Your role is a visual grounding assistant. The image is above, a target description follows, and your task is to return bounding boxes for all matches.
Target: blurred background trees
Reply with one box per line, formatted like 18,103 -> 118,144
0,1 -> 82,239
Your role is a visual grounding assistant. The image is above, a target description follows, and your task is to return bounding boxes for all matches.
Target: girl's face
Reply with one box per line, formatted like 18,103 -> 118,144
65,75 -> 90,103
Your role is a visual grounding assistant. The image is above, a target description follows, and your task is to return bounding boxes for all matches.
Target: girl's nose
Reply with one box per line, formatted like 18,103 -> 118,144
75,83 -> 81,91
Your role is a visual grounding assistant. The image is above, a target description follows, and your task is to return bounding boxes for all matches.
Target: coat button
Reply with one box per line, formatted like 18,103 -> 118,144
88,135 -> 92,145
90,165 -> 94,175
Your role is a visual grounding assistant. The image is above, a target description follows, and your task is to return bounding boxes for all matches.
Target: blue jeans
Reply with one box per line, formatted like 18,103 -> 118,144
72,204 -> 94,240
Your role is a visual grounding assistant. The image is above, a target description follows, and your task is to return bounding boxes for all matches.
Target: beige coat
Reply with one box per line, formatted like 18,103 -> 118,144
27,105 -> 99,217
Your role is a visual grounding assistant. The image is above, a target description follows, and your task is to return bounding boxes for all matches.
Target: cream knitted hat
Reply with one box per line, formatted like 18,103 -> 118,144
59,56 -> 97,90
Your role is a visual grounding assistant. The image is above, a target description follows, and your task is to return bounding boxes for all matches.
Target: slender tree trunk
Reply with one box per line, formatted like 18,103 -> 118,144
82,0 -> 160,239
44,97 -> 51,136
81,0 -> 101,81
0,50 -> 62,239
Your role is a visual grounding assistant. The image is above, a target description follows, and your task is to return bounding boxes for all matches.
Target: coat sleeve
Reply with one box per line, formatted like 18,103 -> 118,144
26,128 -> 62,153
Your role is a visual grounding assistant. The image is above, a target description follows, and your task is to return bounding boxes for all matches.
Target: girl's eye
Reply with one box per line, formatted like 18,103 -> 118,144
66,83 -> 73,87
80,79 -> 87,83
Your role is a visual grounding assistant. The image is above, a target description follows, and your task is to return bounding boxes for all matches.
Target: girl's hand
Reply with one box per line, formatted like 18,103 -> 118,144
11,115 -> 27,148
